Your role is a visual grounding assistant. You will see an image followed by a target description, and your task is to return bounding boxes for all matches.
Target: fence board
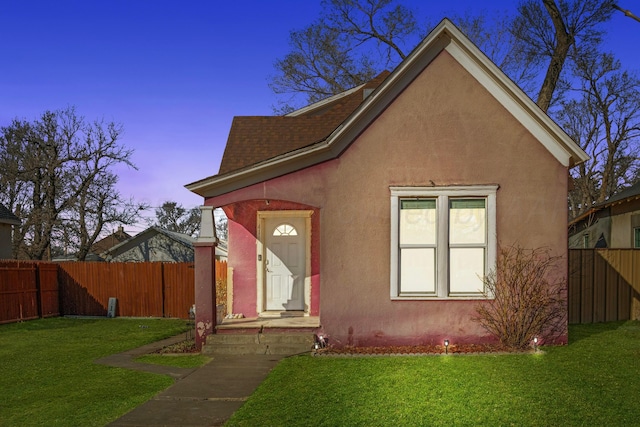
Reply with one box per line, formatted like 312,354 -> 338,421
59,262 -> 164,317
618,251 -> 633,320
0,262 -> 47,324
582,250 -> 595,323
38,263 -> 59,318
567,250 -> 581,324
163,262 -> 195,318
604,251 -> 619,322
569,249 -> 639,324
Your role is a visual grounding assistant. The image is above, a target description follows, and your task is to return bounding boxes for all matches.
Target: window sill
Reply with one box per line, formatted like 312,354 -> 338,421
391,295 -> 490,301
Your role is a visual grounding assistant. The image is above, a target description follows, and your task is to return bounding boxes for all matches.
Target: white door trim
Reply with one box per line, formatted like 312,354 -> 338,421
257,210 -> 313,315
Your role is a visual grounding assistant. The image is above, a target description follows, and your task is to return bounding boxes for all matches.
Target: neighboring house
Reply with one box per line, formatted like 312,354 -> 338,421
569,181 -> 640,248
54,225 -> 132,261
0,203 -> 20,259
101,226 -> 227,262
186,19 -> 588,348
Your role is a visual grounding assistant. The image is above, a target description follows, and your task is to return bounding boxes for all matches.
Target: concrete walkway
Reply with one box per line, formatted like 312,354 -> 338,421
98,335 -> 284,427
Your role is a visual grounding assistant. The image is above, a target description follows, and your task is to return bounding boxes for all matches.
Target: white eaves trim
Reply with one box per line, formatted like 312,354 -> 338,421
440,26 -> 587,167
285,84 -> 366,117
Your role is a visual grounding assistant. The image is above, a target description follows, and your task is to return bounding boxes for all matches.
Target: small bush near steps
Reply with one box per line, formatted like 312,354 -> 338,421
155,339 -> 199,354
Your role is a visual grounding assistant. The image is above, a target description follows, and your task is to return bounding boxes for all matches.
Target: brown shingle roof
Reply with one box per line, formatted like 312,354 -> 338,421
90,226 -> 132,255
218,71 -> 391,175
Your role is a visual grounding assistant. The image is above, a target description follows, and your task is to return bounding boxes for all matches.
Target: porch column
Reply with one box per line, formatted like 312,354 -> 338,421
194,205 -> 217,350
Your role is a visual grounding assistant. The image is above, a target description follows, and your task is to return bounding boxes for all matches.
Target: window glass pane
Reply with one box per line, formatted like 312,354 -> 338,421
400,248 -> 436,293
450,199 -> 486,244
449,248 -> 485,293
273,224 -> 297,236
635,228 -> 640,248
400,200 -> 436,245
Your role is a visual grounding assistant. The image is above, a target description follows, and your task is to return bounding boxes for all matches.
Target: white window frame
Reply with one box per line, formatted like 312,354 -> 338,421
390,185 -> 498,300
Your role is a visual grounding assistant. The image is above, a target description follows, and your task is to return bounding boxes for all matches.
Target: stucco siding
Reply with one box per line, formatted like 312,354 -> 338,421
209,51 -> 569,346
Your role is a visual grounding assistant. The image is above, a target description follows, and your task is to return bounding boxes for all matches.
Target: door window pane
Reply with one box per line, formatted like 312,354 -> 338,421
273,223 -> 297,236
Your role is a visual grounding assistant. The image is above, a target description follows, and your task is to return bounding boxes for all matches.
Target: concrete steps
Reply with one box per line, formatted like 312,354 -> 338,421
202,332 -> 315,355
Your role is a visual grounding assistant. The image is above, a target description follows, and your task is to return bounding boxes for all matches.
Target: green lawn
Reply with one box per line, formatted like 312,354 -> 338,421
0,317 -> 190,427
2,318 -> 639,427
227,321 -> 640,426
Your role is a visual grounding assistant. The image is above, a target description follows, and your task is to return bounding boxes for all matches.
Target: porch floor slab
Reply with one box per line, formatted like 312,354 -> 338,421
216,316 -> 320,330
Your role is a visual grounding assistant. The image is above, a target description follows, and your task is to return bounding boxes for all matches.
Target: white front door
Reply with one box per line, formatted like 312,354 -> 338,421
264,216 -> 305,311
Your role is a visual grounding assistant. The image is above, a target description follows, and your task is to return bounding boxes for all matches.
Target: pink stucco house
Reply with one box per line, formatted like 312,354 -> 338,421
186,19 -> 588,350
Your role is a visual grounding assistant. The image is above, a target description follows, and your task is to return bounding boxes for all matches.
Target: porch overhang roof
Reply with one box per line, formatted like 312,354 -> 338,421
186,18 -> 589,199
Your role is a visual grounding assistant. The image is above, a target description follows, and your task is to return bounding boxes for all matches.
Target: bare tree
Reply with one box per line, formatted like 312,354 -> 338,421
559,53 -> 640,218
151,201 -> 201,237
511,0 -> 615,112
270,0 -> 419,112
613,3 -> 640,23
0,107 -> 143,260
270,0 -> 640,214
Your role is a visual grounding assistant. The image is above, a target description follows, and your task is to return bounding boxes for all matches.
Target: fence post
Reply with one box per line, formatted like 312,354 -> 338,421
161,262 -> 166,318
35,263 -> 43,318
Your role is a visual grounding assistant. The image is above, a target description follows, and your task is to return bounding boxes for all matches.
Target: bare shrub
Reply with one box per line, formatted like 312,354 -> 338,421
474,245 -> 567,350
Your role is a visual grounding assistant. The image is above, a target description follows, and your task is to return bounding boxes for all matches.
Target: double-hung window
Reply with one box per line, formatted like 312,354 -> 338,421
390,186 -> 497,299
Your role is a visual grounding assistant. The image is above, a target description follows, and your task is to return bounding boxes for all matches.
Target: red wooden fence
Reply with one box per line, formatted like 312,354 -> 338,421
0,261 -> 59,324
0,260 -> 227,323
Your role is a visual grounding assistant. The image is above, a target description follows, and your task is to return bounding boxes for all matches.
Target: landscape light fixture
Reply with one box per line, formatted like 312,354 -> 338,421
316,334 -> 327,349
533,336 -> 538,352
444,339 -> 450,354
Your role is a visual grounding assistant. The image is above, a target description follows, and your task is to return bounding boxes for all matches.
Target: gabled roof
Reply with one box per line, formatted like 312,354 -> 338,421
100,226 -> 228,259
601,181 -> 640,206
187,18 -> 589,198
0,203 -> 20,226
102,226 -> 194,258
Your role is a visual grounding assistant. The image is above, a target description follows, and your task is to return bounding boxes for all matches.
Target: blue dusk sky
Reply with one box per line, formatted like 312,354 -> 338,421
1,1 -> 637,233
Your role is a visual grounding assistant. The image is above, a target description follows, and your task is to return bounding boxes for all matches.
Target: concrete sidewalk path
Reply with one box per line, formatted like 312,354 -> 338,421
99,336 -> 284,427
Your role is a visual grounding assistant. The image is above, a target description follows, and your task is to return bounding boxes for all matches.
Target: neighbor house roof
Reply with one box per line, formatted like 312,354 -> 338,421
186,18 -> 589,198
90,226 -> 132,255
101,226 -> 194,258
569,181 -> 640,227
0,203 -> 20,226
101,226 -> 228,259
